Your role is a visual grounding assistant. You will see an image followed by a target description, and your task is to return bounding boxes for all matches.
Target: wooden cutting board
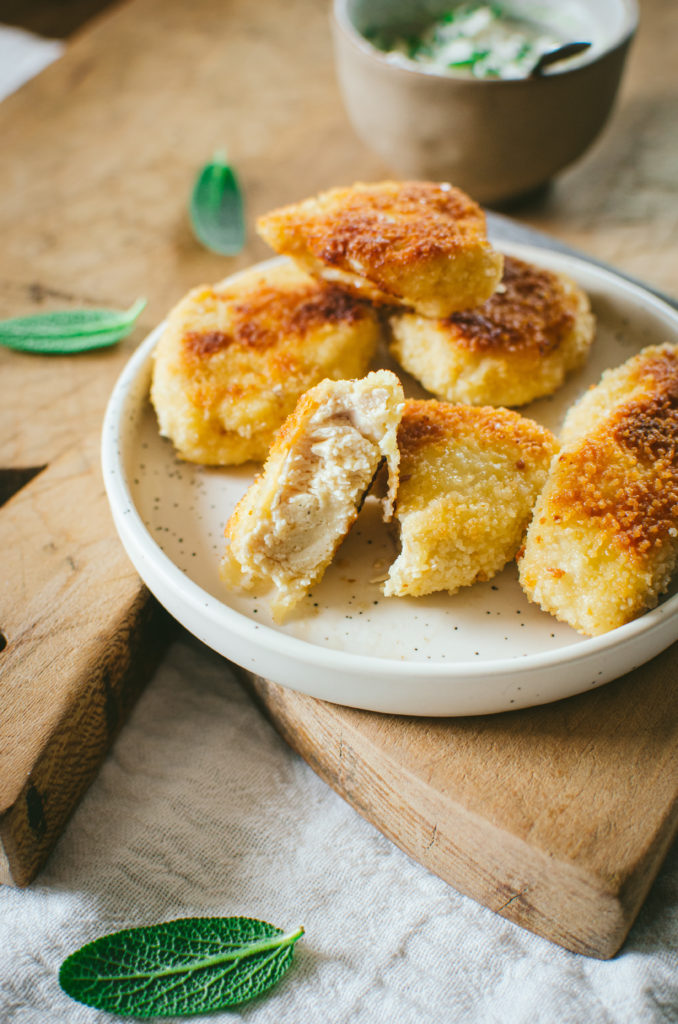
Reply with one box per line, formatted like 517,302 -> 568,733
0,435 -> 173,886
245,654 -> 678,959
1,0 -> 677,960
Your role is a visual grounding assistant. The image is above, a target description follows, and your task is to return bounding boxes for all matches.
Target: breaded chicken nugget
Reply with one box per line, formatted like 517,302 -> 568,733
151,261 -> 381,465
257,181 -> 503,318
388,256 -> 595,407
221,370 -> 404,622
518,344 -> 678,635
384,400 -> 558,598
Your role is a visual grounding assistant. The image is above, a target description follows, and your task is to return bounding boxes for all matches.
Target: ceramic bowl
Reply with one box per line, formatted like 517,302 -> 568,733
331,0 -> 638,205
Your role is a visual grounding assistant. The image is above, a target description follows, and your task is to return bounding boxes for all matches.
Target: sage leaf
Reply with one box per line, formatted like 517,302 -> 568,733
59,916 -> 304,1018
190,151 -> 245,255
0,298 -> 146,354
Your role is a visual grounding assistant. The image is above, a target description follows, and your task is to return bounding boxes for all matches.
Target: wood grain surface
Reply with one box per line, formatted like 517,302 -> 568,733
0,0 -> 385,887
0,0 -> 677,956
246,642 -> 678,959
0,435 -> 172,885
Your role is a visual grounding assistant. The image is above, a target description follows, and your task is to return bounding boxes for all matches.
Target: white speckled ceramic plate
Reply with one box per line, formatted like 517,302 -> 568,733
102,243 -> 678,716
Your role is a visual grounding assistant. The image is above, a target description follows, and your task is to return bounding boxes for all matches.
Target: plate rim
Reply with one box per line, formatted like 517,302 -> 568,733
102,243 -> 678,701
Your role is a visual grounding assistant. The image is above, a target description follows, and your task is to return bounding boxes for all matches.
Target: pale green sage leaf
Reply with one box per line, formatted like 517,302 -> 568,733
0,298 -> 146,354
190,151 -> 245,255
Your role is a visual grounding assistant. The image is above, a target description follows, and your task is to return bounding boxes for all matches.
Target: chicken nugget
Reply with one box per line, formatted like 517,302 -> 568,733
257,181 -> 503,317
518,344 -> 678,635
384,399 -> 558,598
151,261 -> 381,465
221,370 -> 404,622
388,256 -> 595,407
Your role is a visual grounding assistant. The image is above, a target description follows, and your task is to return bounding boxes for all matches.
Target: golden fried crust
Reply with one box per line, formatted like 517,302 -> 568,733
385,399 -> 558,598
389,256 -> 595,406
397,398 -> 557,467
150,261 -> 381,465
519,344 -> 678,635
449,257 -> 581,353
257,181 -> 503,317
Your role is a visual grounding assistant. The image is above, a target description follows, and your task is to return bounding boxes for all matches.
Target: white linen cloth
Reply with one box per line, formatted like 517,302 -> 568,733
2,631 -> 678,1023
0,24 -> 62,99
2,24 -> 678,1024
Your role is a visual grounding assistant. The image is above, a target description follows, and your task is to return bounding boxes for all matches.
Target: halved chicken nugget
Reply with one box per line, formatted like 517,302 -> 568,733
518,343 -> 678,635
151,261 -> 381,465
388,255 -> 595,407
257,181 -> 503,318
384,400 -> 558,598
221,370 -> 405,622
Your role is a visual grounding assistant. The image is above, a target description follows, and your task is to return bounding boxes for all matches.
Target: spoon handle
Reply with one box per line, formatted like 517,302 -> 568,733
530,41 -> 591,77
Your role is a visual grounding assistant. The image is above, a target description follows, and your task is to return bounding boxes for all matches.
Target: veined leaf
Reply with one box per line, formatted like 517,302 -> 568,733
59,916 -> 304,1018
190,151 -> 246,256
0,298 -> 146,354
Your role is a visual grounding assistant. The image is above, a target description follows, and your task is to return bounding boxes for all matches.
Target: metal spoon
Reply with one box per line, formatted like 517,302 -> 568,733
530,41 -> 592,77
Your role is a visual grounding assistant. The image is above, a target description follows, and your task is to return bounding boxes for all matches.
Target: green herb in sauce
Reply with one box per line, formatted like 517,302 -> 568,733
366,3 -> 566,80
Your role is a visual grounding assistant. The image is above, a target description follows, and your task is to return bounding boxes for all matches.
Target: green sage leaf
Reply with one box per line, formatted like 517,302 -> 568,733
59,916 -> 304,1018
0,298 -> 146,354
190,151 -> 246,256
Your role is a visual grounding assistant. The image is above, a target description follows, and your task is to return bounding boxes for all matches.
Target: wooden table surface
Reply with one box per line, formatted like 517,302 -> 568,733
0,0 -> 677,955
1,0 -> 676,460
521,0 -> 677,290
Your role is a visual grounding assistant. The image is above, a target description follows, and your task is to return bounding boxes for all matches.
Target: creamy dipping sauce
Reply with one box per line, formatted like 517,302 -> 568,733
366,3 -> 572,80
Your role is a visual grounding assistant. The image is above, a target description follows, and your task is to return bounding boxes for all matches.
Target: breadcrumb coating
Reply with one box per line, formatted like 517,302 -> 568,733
257,181 -> 503,317
151,261 -> 380,465
519,344 -> 678,635
389,256 -> 595,406
384,400 -> 558,598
